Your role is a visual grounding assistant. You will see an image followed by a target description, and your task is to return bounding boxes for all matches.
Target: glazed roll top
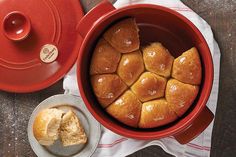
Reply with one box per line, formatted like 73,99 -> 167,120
131,72 -> 167,102
103,18 -> 140,53
117,50 -> 145,86
91,74 -> 127,108
106,90 -> 142,127
166,79 -> 199,117
143,42 -> 174,78
90,38 -> 121,75
139,99 -> 177,128
172,47 -> 202,85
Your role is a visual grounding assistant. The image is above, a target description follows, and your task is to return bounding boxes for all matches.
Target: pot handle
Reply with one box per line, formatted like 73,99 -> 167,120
174,107 -> 214,144
77,0 -> 116,38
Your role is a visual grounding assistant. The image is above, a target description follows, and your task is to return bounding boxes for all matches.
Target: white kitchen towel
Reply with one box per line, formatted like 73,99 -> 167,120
63,0 -> 221,156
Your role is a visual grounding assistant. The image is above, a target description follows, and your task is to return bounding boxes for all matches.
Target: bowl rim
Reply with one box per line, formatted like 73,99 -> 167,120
77,4 -> 214,139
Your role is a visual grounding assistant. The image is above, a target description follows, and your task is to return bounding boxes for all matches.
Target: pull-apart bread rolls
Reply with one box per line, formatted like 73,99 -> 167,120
139,99 -> 177,128
91,74 -> 127,108
90,17 -> 202,129
143,42 -> 174,78
131,72 -> 167,102
90,38 -> 121,75
103,18 -> 140,53
172,47 -> 202,85
117,50 -> 144,86
166,79 -> 199,117
106,90 -> 142,127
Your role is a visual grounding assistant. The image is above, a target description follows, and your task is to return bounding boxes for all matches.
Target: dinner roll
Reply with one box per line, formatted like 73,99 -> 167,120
143,42 -> 174,77
90,38 -> 121,75
106,90 -> 142,127
90,15 -> 203,128
103,18 -> 140,53
33,108 -> 64,146
60,110 -> 87,146
131,72 -> 167,102
139,99 -> 177,128
166,79 -> 199,117
117,50 -> 144,85
172,47 -> 202,85
91,74 -> 127,108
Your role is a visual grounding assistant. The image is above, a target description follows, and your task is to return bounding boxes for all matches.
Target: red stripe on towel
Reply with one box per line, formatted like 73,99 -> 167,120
187,143 -> 211,151
98,137 -> 210,151
167,136 -> 210,151
98,138 -> 128,148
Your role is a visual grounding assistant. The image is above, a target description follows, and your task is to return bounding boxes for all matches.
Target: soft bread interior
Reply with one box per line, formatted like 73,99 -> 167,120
47,117 -> 61,138
60,110 -> 87,146
33,108 -> 87,147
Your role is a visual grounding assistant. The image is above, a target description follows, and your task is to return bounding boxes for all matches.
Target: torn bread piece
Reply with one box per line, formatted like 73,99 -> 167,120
60,110 -> 87,146
33,108 -> 64,146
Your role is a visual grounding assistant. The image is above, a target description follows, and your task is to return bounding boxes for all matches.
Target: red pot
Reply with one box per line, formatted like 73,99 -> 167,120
77,1 -> 214,144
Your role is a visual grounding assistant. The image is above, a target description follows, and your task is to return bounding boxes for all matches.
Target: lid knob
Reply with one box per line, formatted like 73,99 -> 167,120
3,11 -> 31,41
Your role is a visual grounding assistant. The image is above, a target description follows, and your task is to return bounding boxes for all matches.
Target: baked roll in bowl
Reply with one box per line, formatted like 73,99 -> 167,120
106,90 -> 142,128
103,18 -> 140,53
139,99 -> 178,128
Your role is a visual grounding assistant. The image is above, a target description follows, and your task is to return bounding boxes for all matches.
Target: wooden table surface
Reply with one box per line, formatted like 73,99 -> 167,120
0,0 -> 235,157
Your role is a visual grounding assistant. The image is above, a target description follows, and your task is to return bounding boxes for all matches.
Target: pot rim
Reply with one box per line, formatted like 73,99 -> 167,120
77,4 -> 214,139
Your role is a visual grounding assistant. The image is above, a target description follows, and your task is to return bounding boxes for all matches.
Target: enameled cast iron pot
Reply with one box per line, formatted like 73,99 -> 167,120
77,0 -> 214,144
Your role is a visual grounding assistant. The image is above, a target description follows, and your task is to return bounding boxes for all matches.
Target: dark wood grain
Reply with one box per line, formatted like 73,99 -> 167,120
0,81 -> 64,157
180,1 -> 236,157
0,0 -> 235,157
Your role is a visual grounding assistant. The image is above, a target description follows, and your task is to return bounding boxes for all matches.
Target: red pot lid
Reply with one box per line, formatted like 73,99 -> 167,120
0,0 -> 84,93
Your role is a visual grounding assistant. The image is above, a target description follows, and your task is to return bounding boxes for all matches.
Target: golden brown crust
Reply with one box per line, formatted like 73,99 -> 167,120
131,72 -> 167,102
117,50 -> 145,86
33,108 -> 63,145
103,18 -> 140,53
90,17 -> 202,128
172,47 -> 202,85
33,110 -> 49,141
91,74 -> 127,108
165,79 -> 199,117
143,42 -> 174,77
90,38 -> 121,75
138,99 -> 178,128
106,90 -> 142,127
